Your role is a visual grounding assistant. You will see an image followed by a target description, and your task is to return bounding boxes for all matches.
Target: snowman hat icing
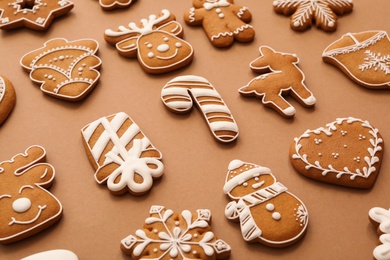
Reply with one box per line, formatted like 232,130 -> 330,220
223,160 -> 272,194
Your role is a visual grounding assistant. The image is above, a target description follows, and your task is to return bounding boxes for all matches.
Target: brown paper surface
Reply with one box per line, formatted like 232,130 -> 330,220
0,0 -> 389,259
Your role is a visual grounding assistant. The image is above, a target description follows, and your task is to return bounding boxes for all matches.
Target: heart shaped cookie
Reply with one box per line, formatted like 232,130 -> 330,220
290,117 -> 384,188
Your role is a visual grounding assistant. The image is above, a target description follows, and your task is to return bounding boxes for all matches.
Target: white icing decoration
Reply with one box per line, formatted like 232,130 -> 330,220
21,249 -> 78,260
211,24 -> 253,41
374,234 -> 390,260
292,117 -> 383,180
9,205 -> 46,226
272,212 -> 281,221
266,203 -> 275,212
98,0 -> 133,10
162,75 -> 239,143
359,50 -> 390,75
12,197 -> 32,213
369,207 -> 390,234
157,44 -> 169,52
203,0 -> 230,10
120,206 -> 231,259
81,112 -> 164,194
0,76 -> 6,103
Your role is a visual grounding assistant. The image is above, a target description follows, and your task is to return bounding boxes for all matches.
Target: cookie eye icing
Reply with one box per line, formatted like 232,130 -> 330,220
0,194 -> 11,200
19,185 -> 34,194
163,37 -> 169,42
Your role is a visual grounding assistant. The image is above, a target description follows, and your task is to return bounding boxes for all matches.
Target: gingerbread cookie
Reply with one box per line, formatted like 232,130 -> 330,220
81,112 -> 164,196
290,117 -> 384,188
20,38 -> 102,101
22,249 -> 78,260
121,205 -> 231,259
223,160 -> 308,247
239,46 -> 316,118
0,145 -> 63,244
0,0 -> 73,30
104,9 -> 194,74
162,75 -> 239,143
369,207 -> 390,260
323,31 -> 390,89
98,0 -> 134,11
273,0 -> 353,32
0,75 -> 16,125
184,0 -> 255,47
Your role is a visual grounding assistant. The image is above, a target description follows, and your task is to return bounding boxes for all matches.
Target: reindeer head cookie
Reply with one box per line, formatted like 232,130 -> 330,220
0,146 -> 62,244
239,46 -> 316,118
184,0 -> 255,47
105,9 -> 194,74
223,160 -> 309,247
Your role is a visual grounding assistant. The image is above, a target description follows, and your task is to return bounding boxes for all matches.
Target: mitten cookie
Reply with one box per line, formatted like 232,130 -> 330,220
273,0 -> 353,32
369,207 -> 390,260
323,31 -> 390,89
81,112 -> 164,196
20,38 -> 102,101
184,0 -> 255,47
0,0 -> 73,30
0,75 -> 16,125
98,0 -> 134,11
22,250 -> 78,260
105,9 -> 194,74
290,117 -> 384,188
162,75 -> 239,143
121,205 -> 231,259
0,146 -> 63,244
223,160 -> 309,247
239,46 -> 316,118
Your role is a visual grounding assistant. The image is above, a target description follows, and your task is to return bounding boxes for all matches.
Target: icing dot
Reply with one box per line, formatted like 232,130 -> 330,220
328,21 -> 335,27
318,153 -> 322,156
344,144 -> 347,148
12,197 -> 32,213
148,52 -> 154,58
153,229 -> 158,233
193,250 -> 197,255
59,55 -> 65,61
294,21 -> 300,27
193,233 -> 198,238
254,177 -> 259,181
243,182 -> 248,187
219,13 -> 225,19
48,75 -> 53,80
216,8 -> 221,13
175,221 -> 180,226
175,42 -> 182,48
153,248 -> 158,253
147,43 -> 153,48
266,203 -> 275,212
78,67 -> 83,72
314,138 -> 322,145
272,212 -> 281,221
359,134 -> 366,140
163,37 -> 169,42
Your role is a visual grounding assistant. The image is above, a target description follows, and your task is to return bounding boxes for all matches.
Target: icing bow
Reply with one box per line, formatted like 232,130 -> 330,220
204,0 -> 230,10
103,139 -> 164,193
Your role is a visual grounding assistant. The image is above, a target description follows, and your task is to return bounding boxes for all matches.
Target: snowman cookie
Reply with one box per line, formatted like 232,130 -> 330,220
223,160 -> 308,247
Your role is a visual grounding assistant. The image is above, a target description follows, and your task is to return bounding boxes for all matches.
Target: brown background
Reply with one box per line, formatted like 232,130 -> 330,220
1,0 -> 390,259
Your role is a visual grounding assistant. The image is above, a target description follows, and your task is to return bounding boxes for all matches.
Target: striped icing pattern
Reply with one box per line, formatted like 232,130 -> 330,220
161,75 -> 239,143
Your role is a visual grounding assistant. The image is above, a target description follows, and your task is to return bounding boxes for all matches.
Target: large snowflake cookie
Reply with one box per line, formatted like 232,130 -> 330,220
81,112 -> 164,196
20,38 -> 102,101
184,0 -> 255,47
290,117 -> 384,188
162,75 -> 239,143
223,160 -> 308,247
0,75 -> 16,125
0,145 -> 63,244
104,9 -> 194,74
121,205 -> 231,259
323,31 -> 390,89
97,0 -> 134,11
239,46 -> 316,118
369,207 -> 390,260
0,0 -> 73,30
273,0 -> 353,32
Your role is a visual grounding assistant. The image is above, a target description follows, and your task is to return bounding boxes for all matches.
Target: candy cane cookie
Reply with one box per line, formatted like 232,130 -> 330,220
161,75 -> 239,143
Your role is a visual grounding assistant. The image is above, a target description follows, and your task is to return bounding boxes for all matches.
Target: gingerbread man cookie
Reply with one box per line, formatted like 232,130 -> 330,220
290,117 -> 384,188
0,145 -> 63,244
121,205 -> 231,259
323,31 -> 390,89
21,38 -> 102,101
184,0 -> 255,47
223,160 -> 309,247
81,112 -> 164,196
273,0 -> 353,32
369,207 -> 390,260
0,0 -> 74,30
0,75 -> 16,125
239,46 -> 316,118
98,0 -> 134,11
105,9 -> 194,74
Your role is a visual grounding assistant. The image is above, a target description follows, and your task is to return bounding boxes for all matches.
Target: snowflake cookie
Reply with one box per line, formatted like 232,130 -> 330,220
0,0 -> 73,30
20,38 -> 102,101
290,117 -> 384,188
323,31 -> 390,89
369,207 -> 390,260
121,205 -> 231,259
273,0 -> 353,32
223,160 -> 309,247
0,146 -> 63,244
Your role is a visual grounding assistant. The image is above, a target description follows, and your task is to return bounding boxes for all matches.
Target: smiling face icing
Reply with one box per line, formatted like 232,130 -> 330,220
137,31 -> 193,71
0,146 -> 62,244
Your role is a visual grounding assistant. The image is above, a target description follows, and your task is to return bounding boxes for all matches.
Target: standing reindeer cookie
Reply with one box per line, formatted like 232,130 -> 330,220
223,160 -> 309,247
184,0 -> 255,47
105,10 -> 194,74
0,146 -> 63,244
239,46 -> 316,118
